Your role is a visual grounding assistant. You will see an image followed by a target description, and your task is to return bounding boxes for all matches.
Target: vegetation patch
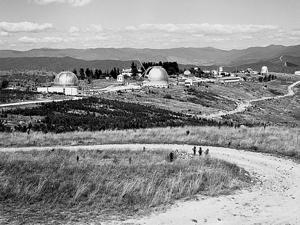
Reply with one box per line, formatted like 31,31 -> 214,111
1,97 -> 238,133
0,149 -> 250,224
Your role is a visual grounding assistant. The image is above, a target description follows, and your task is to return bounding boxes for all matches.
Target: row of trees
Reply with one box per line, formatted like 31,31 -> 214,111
72,68 -> 121,81
258,74 -> 277,82
71,61 -> 181,82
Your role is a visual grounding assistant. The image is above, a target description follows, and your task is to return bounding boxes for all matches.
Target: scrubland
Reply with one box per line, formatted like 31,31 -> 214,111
2,125 -> 299,160
0,149 -> 250,224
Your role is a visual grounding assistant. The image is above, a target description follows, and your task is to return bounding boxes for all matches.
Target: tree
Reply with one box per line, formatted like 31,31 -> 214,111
79,68 -> 85,80
131,62 -> 139,79
72,69 -> 77,75
1,80 -> 9,89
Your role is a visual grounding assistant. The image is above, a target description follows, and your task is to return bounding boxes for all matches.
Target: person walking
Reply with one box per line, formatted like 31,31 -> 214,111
198,147 -> 202,156
169,151 -> 174,162
205,148 -> 209,156
193,146 -> 197,156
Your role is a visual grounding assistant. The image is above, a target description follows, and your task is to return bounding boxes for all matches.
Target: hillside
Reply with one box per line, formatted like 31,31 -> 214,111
0,57 -> 140,72
0,45 -> 299,67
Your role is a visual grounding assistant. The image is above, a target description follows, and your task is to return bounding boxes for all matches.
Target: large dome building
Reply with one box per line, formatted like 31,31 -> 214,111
37,71 -> 79,96
54,71 -> 79,86
143,66 -> 169,88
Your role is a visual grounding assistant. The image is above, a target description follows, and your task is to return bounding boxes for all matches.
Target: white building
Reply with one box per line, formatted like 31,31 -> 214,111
184,78 -> 193,87
117,74 -> 125,83
261,66 -> 269,75
143,66 -> 169,88
294,71 -> 300,75
211,70 -> 218,76
218,76 -> 243,83
37,71 -> 79,96
218,66 -> 223,75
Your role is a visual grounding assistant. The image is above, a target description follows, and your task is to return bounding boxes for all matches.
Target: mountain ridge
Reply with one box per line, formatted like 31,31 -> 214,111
0,45 -> 299,71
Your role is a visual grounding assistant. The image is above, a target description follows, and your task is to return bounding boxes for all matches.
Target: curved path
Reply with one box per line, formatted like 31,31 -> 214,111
1,144 -> 300,225
0,97 -> 83,108
203,80 -> 300,119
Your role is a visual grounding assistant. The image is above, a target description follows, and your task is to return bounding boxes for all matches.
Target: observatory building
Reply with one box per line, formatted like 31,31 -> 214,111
183,70 -> 192,76
37,71 -> 79,95
261,66 -> 269,75
143,66 -> 169,88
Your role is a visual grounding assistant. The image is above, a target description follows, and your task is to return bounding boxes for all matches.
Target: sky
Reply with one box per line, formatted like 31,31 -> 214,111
0,0 -> 299,50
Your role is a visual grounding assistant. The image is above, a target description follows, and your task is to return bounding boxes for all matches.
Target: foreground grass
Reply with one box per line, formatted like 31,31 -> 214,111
0,149 -> 250,224
1,126 -> 299,160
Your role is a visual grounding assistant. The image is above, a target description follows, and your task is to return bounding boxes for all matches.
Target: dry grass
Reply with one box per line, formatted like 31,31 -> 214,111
1,125 -> 299,160
0,149 -> 250,224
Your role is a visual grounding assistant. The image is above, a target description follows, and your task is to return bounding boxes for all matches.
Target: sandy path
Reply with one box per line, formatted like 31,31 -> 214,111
203,80 -> 300,119
0,97 -> 83,108
1,144 -> 300,225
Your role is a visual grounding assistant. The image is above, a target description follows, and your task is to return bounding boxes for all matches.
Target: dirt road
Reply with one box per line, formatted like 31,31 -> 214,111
0,97 -> 82,108
203,80 -> 300,119
1,144 -> 300,225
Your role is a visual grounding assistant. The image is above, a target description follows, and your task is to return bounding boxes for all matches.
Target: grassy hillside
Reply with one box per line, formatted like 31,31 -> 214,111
0,149 -> 250,224
0,57 -> 139,72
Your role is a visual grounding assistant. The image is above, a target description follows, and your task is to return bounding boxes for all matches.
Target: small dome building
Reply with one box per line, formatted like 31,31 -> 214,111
184,70 -> 192,76
54,71 -> 79,86
143,66 -> 169,88
261,66 -> 269,75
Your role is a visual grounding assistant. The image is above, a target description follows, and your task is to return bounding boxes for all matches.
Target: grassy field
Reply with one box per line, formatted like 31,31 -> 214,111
0,149 -> 250,224
2,126 -> 299,160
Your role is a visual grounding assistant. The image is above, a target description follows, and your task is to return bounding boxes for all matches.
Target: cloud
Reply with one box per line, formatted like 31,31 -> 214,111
19,36 -> 63,43
86,24 -> 103,32
125,23 -> 279,35
31,0 -> 92,7
0,31 -> 9,36
69,26 -> 80,33
0,21 -> 52,33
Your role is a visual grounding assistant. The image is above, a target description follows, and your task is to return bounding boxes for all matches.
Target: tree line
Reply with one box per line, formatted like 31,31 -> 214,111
258,74 -> 277,82
72,67 -> 121,81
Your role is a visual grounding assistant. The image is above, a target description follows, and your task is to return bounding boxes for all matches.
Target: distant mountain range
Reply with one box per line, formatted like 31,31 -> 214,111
0,45 -> 299,72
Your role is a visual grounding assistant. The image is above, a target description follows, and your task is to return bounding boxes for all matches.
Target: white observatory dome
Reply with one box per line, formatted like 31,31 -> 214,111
54,71 -> 79,86
144,66 -> 169,88
184,70 -> 191,76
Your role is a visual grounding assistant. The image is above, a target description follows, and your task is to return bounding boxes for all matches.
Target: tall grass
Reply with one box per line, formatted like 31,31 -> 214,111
0,149 -> 250,224
1,126 -> 299,160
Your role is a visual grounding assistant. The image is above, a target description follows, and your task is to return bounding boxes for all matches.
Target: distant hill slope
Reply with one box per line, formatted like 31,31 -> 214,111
0,45 -> 299,66
0,56 -> 299,73
0,57 -> 140,72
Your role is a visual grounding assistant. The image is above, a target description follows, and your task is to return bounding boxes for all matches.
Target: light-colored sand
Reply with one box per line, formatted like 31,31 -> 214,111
1,144 -> 300,225
0,97 -> 82,108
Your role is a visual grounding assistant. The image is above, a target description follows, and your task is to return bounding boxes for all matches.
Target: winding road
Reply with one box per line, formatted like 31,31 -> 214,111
203,80 -> 300,119
0,97 -> 82,108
